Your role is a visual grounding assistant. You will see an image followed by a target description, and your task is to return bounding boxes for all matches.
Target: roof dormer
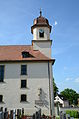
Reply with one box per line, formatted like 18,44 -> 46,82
22,51 -> 33,58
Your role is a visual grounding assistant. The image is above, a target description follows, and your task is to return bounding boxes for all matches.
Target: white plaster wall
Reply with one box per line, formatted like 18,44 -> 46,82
49,63 -> 55,116
0,62 -> 50,115
33,27 -> 50,40
33,41 -> 51,58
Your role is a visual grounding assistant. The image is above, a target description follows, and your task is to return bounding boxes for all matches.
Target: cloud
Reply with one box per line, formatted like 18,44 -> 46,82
65,77 -> 72,81
52,21 -> 57,28
65,77 -> 79,83
75,77 -> 79,83
54,21 -> 57,26
64,66 -> 68,70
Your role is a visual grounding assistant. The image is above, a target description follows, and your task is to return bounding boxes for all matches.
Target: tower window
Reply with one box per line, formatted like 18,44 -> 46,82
0,95 -> 3,102
21,80 -> 27,88
39,29 -> 44,38
21,65 -> 27,75
0,65 -> 4,82
21,94 -> 27,102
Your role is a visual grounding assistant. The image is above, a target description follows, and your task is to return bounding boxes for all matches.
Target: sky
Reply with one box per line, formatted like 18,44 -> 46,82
0,0 -> 79,93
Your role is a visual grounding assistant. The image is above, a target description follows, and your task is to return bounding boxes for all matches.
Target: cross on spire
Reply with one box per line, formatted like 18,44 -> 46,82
40,8 -> 42,17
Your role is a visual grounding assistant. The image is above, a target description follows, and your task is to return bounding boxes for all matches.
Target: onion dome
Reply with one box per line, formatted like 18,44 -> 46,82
31,10 -> 52,34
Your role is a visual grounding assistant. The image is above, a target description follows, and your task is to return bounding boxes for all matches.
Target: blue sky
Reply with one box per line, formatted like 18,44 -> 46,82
0,0 -> 79,92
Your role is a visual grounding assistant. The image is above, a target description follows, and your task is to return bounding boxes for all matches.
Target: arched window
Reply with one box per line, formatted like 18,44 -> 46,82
39,29 -> 44,38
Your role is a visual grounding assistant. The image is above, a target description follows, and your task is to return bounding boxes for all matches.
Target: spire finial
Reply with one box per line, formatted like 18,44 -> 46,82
40,8 -> 42,16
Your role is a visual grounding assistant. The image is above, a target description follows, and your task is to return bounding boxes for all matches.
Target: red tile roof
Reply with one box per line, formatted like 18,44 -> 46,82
0,45 -> 55,63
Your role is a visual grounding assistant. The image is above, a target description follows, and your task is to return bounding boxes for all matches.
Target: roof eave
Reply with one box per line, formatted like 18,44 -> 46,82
0,59 -> 55,63
31,24 -> 52,34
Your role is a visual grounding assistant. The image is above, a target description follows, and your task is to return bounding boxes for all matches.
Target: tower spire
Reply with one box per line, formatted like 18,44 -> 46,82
40,8 -> 42,17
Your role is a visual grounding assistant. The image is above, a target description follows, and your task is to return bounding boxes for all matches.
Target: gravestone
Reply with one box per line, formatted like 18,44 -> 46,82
66,114 -> 70,119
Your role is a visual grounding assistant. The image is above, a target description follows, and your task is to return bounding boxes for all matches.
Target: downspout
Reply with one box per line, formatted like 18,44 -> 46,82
48,61 -> 52,116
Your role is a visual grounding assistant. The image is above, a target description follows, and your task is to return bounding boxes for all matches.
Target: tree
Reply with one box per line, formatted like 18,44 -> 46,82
53,78 -> 59,98
60,88 -> 79,105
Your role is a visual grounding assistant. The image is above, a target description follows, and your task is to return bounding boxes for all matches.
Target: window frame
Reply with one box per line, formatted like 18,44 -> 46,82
39,29 -> 44,38
22,52 -> 29,58
0,95 -> 3,103
21,94 -> 27,102
21,79 -> 27,88
39,32 -> 44,38
21,65 -> 27,75
0,65 -> 5,82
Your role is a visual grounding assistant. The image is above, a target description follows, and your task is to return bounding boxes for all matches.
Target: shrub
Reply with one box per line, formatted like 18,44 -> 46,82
56,117 -> 60,119
66,110 -> 78,118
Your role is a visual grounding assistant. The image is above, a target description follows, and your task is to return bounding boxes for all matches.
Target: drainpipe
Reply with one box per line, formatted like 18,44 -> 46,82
48,61 -> 55,118
48,61 -> 52,116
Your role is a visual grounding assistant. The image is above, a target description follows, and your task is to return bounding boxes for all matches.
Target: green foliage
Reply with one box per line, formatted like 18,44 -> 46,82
60,88 -> 79,105
53,78 -> 59,98
66,110 -> 78,118
56,117 -> 60,119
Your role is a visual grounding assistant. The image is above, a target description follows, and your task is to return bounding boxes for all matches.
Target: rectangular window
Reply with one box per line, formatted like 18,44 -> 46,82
21,94 -> 27,102
21,80 -> 27,88
0,65 -> 4,82
0,95 -> 3,102
21,65 -> 27,75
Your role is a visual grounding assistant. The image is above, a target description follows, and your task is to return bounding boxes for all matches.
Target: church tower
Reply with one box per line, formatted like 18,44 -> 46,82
31,10 -> 52,58
31,11 -> 55,117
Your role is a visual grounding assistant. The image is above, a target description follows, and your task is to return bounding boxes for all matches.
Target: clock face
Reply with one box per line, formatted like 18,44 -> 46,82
39,29 -> 44,33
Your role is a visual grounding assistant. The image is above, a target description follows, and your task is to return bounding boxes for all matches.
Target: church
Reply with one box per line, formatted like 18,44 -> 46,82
0,11 -> 55,117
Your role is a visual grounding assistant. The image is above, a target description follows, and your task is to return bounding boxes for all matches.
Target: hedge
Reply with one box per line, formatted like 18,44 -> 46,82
66,110 -> 79,118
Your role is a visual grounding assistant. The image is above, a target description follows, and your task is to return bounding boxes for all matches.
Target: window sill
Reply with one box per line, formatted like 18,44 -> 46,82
20,101 -> 28,103
20,74 -> 28,77
20,74 -> 27,76
20,87 -> 28,89
20,87 -> 29,90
